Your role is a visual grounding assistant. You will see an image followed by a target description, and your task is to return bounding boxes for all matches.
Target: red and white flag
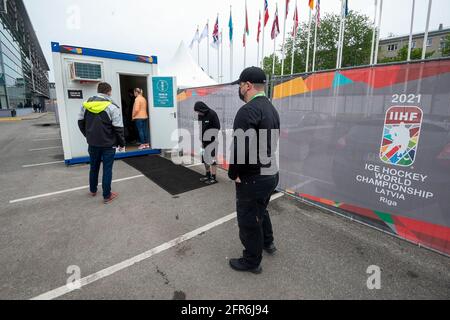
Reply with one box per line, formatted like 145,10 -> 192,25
271,5 -> 280,40
211,16 -> 220,49
257,11 -> 262,43
264,0 -> 270,27
292,2 -> 299,37
245,1 -> 249,36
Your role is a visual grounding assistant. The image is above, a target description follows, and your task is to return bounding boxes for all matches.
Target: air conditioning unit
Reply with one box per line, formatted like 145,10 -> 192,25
70,62 -> 103,82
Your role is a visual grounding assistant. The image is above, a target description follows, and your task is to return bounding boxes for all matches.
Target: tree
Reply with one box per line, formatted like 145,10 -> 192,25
379,46 -> 435,63
442,34 -> 450,57
262,11 -> 374,76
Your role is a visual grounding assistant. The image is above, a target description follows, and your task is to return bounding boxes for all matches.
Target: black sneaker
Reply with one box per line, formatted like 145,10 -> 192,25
205,178 -> 218,185
200,176 -> 211,182
229,259 -> 262,274
264,243 -> 277,255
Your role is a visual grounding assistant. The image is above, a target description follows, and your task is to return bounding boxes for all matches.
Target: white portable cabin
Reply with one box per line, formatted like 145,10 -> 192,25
51,42 -> 178,165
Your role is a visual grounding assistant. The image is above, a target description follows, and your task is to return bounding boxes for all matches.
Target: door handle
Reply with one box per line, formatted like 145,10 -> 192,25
170,112 -> 177,119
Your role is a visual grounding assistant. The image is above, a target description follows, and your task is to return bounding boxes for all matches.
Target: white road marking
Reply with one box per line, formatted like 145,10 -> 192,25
32,138 -> 62,142
31,192 -> 284,300
186,163 -> 203,168
9,175 -> 145,204
29,146 -> 62,152
22,161 -> 65,168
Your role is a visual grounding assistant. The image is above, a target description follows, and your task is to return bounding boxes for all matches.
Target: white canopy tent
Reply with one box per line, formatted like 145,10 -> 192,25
159,41 -> 218,89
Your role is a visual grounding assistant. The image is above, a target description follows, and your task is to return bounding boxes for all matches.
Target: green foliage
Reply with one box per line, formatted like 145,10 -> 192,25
442,34 -> 450,56
263,11 -> 374,76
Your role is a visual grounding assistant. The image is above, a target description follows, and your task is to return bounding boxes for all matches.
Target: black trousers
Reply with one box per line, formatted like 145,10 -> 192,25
236,173 -> 279,267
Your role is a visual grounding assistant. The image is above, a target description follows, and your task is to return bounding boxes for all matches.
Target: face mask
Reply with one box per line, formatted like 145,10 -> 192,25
239,87 -> 246,102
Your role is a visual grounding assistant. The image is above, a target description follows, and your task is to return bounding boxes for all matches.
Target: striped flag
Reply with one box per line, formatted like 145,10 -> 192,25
292,2 -> 299,37
316,0 -> 321,25
257,11 -> 262,43
309,0 -> 314,10
264,0 -> 270,26
211,16 -> 220,49
271,5 -> 280,40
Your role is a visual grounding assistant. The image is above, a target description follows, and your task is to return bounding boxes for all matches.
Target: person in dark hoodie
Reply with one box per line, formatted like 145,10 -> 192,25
194,101 -> 221,185
78,82 -> 126,204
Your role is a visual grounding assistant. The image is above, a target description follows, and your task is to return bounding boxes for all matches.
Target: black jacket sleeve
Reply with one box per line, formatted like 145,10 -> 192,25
78,109 -> 87,137
228,107 -> 256,180
114,127 -> 126,148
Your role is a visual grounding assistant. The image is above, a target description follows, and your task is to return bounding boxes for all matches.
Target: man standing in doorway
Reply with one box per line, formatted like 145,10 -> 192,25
78,82 -> 125,204
228,67 -> 281,274
194,101 -> 221,185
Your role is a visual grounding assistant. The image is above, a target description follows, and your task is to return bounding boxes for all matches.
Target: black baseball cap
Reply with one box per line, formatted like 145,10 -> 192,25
231,67 -> 267,85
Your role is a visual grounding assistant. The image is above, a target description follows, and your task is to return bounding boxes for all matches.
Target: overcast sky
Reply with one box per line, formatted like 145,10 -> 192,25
23,0 -> 450,82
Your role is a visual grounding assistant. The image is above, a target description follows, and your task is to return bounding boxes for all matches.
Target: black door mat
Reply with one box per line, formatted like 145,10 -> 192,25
123,155 -> 209,196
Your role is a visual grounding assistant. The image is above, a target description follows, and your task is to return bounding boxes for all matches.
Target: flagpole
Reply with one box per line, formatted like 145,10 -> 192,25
339,13 -> 346,68
244,30 -> 247,69
217,14 -> 220,82
291,28 -> 297,75
306,9 -> 312,73
370,0 -> 378,65
221,28 -> 224,83
312,5 -> 319,72
290,0 -> 297,75
257,14 -> 260,67
230,5 -> 233,82
407,0 -> 415,62
281,1 -> 288,76
422,0 -> 432,60
197,25 -> 200,65
374,0 -> 383,65
336,0 -> 343,69
207,20 -> 210,76
272,36 -> 277,75
261,1 -> 266,68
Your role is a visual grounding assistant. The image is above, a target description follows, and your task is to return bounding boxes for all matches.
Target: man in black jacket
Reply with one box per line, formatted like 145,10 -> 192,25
78,82 -> 126,204
228,67 -> 280,274
194,101 -> 221,185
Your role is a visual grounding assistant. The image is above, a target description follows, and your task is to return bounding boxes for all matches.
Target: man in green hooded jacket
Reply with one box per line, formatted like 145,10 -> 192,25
78,82 -> 125,204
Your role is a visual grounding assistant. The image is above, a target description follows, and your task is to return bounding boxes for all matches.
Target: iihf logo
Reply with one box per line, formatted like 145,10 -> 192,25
380,106 -> 423,167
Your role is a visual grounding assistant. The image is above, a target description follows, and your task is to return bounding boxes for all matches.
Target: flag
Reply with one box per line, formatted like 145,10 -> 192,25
245,1 -> 249,35
189,26 -> 199,49
229,8 -> 233,42
344,0 -> 349,17
309,0 -> 314,10
257,11 -> 262,43
264,0 -> 270,26
199,23 -> 208,43
292,2 -> 299,37
285,0 -> 290,18
211,16 -> 220,49
243,29 -> 247,47
316,0 -> 321,25
271,5 -> 280,40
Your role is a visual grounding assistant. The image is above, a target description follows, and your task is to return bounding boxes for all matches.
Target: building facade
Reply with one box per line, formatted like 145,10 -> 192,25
379,24 -> 450,61
0,0 -> 49,110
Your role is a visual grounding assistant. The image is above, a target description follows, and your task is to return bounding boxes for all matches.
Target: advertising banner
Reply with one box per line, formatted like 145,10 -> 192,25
178,59 -> 450,256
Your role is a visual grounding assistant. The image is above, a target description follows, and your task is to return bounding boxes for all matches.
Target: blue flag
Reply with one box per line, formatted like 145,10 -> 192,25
229,10 -> 233,42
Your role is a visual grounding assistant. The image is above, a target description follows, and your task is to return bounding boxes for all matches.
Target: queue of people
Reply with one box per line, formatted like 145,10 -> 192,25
78,66 -> 280,275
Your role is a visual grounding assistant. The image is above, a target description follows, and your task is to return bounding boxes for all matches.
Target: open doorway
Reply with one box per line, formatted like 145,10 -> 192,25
119,75 -> 149,150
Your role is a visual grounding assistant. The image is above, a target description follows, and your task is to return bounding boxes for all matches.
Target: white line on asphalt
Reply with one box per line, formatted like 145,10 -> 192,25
32,138 -> 62,142
29,146 -> 62,152
31,192 -> 284,300
22,161 -> 65,168
186,163 -> 203,168
9,175 -> 145,204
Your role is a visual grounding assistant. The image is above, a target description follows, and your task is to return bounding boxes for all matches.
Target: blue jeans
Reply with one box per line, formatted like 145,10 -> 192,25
88,146 -> 116,199
135,119 -> 149,144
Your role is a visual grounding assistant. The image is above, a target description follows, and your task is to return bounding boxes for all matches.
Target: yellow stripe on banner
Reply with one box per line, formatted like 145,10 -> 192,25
177,91 -> 188,102
273,77 -> 309,100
